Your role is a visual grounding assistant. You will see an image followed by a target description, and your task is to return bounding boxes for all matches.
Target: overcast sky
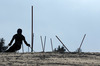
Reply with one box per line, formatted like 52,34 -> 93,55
0,0 -> 100,52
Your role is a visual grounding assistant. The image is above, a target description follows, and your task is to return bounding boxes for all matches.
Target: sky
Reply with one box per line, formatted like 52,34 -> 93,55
0,0 -> 100,52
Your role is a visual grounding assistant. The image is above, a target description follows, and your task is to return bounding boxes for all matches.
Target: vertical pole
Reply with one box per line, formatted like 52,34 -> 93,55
31,6 -> 33,52
40,36 -> 44,52
78,34 -> 86,52
43,36 -> 46,52
22,43 -> 24,53
50,38 -> 53,51
28,46 -> 29,52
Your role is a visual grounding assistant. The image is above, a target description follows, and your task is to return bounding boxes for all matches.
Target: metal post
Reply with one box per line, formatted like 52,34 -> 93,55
22,43 -> 24,53
78,34 -> 86,52
31,6 -> 33,52
40,36 -> 44,52
50,38 -> 53,51
56,35 -> 70,52
28,46 -> 29,52
43,36 -> 46,52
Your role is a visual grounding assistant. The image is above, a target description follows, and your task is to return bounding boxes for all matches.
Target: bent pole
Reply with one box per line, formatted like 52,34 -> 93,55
31,6 -> 33,52
78,34 -> 86,52
56,36 -> 70,52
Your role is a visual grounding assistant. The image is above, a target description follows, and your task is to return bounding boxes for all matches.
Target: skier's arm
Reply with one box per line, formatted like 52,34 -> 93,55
8,36 -> 14,46
23,37 -> 30,47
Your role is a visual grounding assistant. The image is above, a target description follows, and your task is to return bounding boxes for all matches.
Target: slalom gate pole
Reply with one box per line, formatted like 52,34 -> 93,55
56,35 -> 70,52
31,6 -> 33,52
28,46 -> 29,52
78,34 -> 86,52
22,43 -> 24,53
50,38 -> 53,51
40,36 -> 44,52
43,36 -> 46,52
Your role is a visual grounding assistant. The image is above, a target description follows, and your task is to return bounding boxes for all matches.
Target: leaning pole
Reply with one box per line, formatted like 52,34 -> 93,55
78,34 -> 86,52
31,6 -> 33,52
56,36 -> 70,52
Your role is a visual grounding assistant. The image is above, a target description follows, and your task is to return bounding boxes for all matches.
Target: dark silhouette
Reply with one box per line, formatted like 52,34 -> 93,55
54,45 -> 66,53
0,38 -> 8,52
5,28 -> 30,52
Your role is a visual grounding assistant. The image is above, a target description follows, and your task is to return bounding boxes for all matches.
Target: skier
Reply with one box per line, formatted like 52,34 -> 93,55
5,28 -> 30,52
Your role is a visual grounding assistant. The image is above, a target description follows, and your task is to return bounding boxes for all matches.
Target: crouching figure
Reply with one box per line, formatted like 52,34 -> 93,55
5,28 -> 30,52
